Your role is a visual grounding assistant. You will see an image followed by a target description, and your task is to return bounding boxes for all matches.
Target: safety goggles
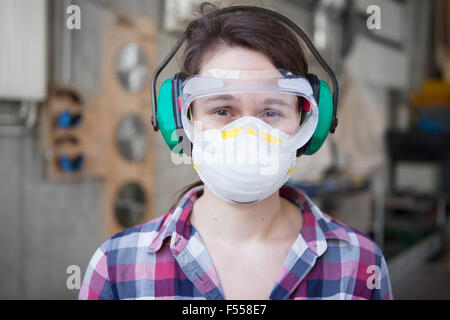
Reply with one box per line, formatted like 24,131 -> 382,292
180,69 -> 319,151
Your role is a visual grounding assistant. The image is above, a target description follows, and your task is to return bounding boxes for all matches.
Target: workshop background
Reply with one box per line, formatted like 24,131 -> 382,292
0,0 -> 449,299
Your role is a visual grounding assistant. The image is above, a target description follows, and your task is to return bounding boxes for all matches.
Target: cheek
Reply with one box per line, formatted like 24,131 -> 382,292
283,111 -> 301,136
285,123 -> 300,136
191,110 -> 214,131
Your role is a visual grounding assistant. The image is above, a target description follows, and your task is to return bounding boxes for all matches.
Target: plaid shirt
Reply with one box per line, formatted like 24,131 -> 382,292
78,185 -> 393,300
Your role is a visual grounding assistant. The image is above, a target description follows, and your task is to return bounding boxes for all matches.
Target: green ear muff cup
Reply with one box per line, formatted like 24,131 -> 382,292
157,78 -> 180,152
305,80 -> 334,155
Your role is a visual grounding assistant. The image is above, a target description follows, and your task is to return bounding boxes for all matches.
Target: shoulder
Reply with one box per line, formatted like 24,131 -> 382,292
320,213 -> 393,299
79,210 -> 176,300
324,211 -> 385,262
102,210 -> 174,255
339,215 -> 383,257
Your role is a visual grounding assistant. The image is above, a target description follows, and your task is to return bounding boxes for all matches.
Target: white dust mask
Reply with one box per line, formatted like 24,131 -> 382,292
181,69 -> 320,203
191,116 -> 299,203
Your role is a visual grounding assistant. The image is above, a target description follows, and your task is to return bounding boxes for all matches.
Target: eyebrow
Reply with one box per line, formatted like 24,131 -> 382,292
201,95 -> 295,109
263,98 -> 293,108
204,94 -> 236,102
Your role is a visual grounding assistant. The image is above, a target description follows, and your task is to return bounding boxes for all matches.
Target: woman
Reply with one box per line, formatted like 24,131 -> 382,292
79,5 -> 393,300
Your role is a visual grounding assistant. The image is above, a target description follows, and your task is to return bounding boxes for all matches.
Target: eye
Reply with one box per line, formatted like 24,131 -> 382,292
213,108 -> 231,116
263,110 -> 281,118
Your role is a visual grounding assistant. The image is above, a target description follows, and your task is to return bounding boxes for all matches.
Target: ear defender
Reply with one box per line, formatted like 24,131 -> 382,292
304,79 -> 334,155
151,7 -> 339,158
156,78 -> 178,151
298,74 -> 334,156
156,73 -> 192,156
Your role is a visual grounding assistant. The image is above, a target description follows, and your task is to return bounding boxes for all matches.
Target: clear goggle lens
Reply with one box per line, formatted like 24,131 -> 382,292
185,92 -> 311,135
180,69 -> 319,150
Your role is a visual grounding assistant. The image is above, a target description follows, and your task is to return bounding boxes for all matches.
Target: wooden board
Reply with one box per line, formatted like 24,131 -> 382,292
99,12 -> 156,239
43,84 -> 108,181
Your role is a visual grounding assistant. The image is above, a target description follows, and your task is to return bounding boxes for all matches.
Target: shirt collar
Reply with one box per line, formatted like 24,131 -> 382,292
279,186 -> 350,256
148,185 -> 203,254
148,184 -> 350,255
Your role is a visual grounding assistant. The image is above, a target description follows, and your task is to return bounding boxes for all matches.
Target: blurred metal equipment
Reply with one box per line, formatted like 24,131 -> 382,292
287,176 -> 383,245
0,0 -> 47,101
313,0 -> 347,51
0,0 -> 44,134
163,0 -> 204,33
434,0 -> 450,82
388,232 -> 444,293
115,43 -> 149,93
373,176 -> 386,250
51,0 -> 104,97
114,182 -> 147,228
0,102 -> 38,136
115,113 -> 148,162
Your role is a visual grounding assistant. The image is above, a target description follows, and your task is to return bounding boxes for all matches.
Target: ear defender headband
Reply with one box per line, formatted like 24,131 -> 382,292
150,6 -> 339,157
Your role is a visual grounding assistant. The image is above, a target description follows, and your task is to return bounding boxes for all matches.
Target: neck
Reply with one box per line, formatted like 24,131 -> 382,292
190,185 -> 301,247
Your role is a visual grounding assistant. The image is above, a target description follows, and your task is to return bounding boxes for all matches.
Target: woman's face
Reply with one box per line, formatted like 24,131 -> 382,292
191,46 -> 300,135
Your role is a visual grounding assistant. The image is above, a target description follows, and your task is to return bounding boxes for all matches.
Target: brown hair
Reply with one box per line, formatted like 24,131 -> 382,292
180,3 -> 308,78
168,3 -> 309,211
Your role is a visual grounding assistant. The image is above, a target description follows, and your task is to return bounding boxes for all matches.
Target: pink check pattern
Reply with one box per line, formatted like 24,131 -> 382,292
79,185 -> 393,300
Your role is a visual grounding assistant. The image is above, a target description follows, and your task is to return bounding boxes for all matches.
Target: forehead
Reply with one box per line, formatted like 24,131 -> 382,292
199,92 -> 297,102
200,46 -> 277,74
